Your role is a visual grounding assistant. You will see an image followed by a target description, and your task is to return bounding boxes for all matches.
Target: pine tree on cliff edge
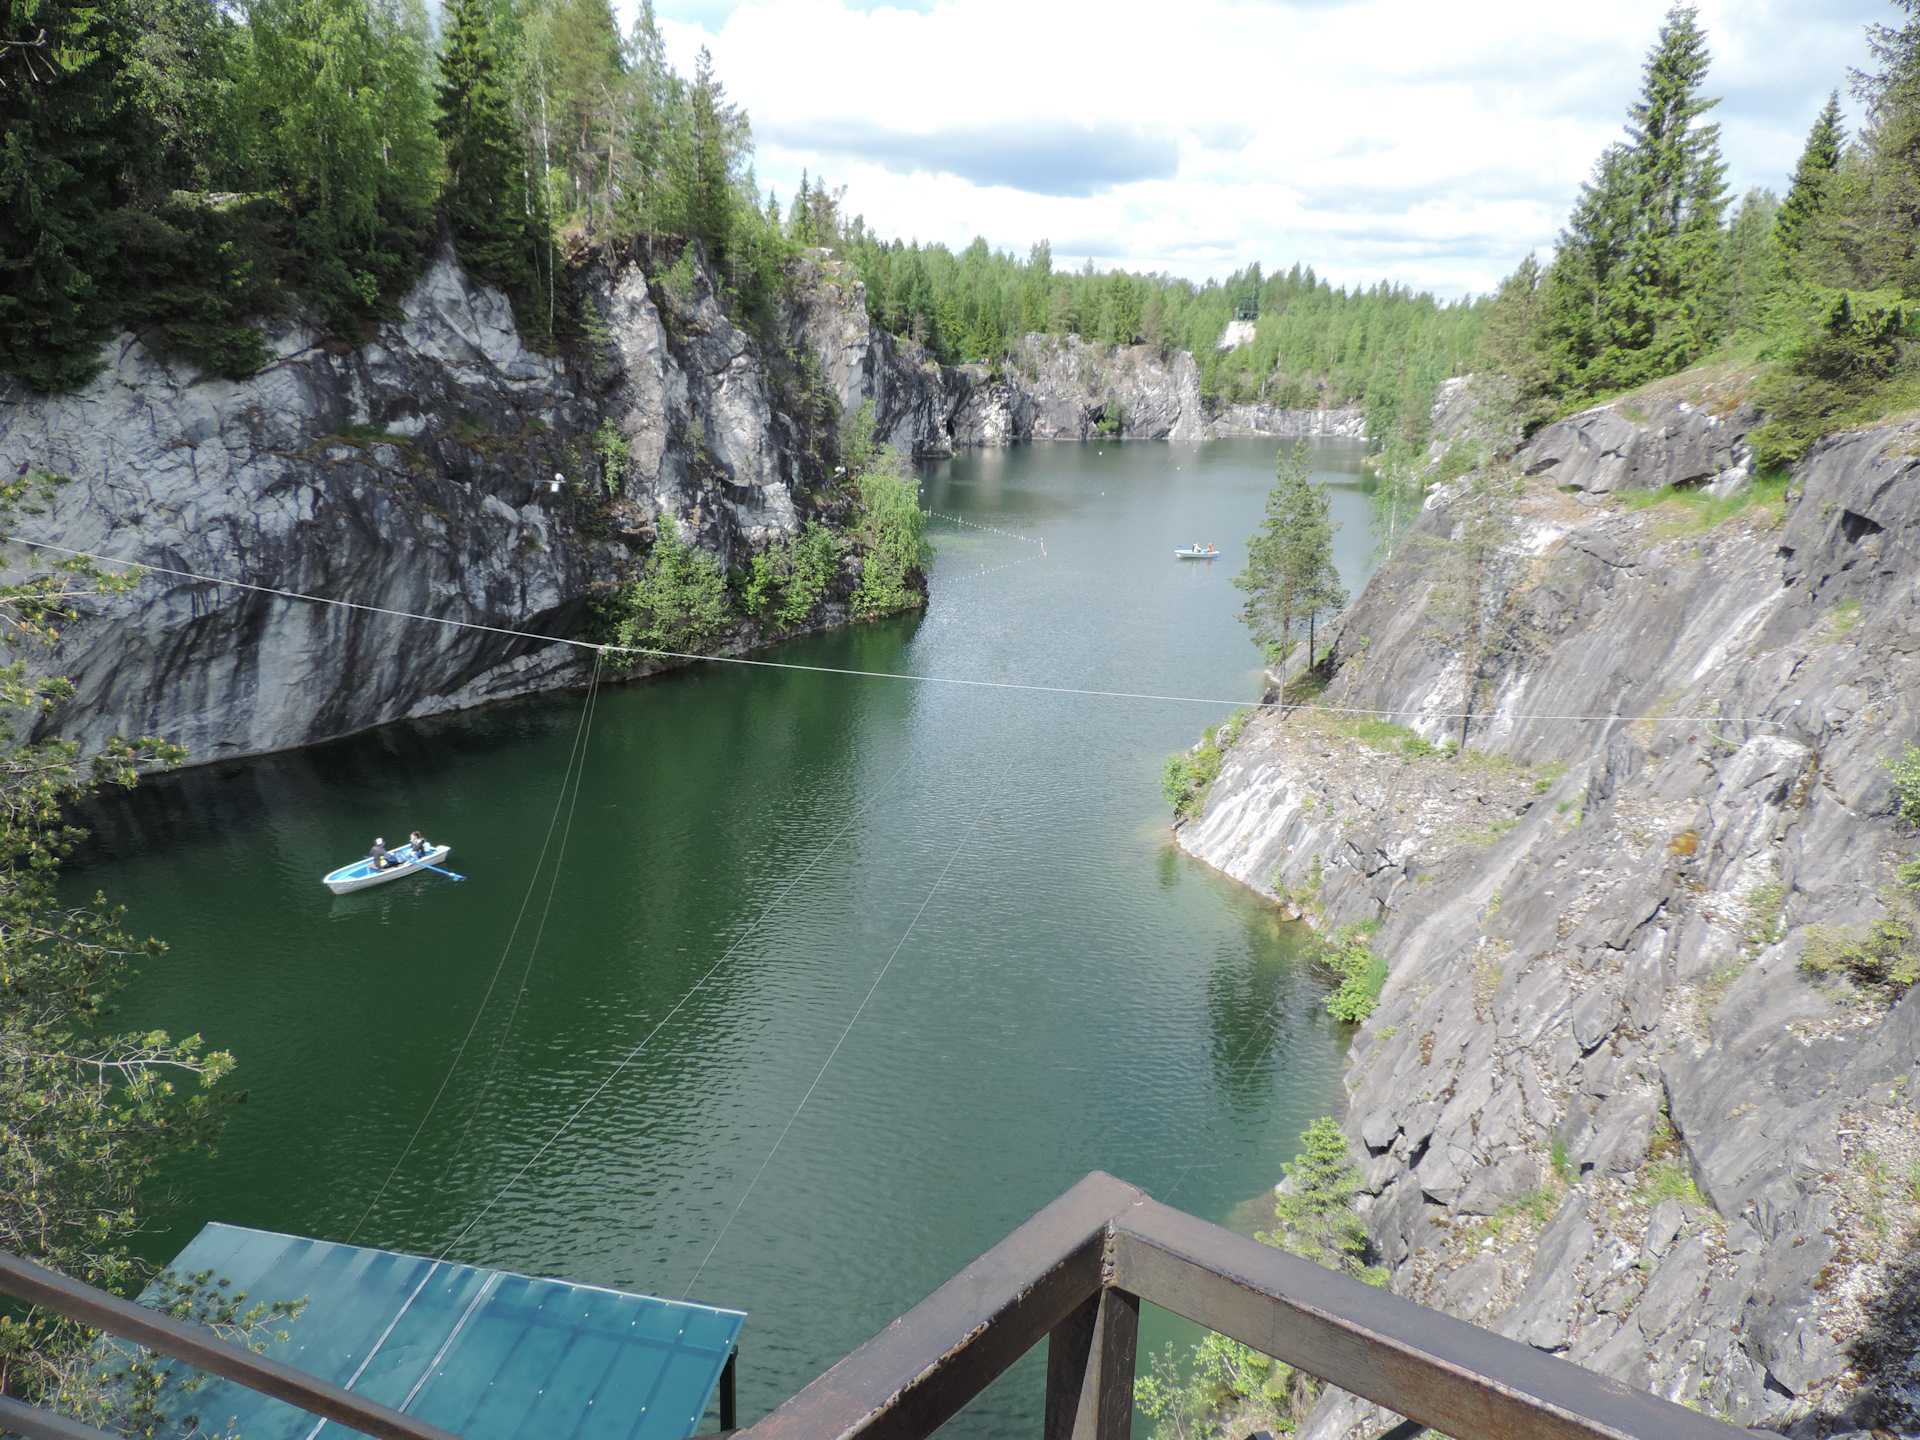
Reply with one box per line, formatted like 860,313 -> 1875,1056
436,0 -> 552,345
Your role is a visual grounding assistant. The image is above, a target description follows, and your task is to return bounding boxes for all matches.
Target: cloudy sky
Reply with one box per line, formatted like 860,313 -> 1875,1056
634,0 -> 1887,298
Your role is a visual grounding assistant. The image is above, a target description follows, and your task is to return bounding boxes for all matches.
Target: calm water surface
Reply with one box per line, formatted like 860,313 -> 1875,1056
73,438 -> 1380,1432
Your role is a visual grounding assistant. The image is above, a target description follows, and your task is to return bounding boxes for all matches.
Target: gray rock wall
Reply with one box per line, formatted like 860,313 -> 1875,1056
1210,403 -> 1368,441
1179,408 -> 1920,1435
1517,393 -> 1755,495
0,245 -> 1218,768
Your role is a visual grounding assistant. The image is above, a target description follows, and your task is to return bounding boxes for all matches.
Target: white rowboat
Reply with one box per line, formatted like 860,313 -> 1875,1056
1174,546 -> 1219,560
323,845 -> 452,895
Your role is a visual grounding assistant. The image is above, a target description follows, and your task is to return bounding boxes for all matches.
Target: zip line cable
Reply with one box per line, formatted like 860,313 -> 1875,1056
680,777 -> 1002,1301
407,652 -> 606,1248
432,752 -> 921,1262
5,538 -> 1802,729
346,653 -> 604,1244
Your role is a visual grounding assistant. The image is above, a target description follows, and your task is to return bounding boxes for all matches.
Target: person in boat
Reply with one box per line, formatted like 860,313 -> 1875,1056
409,830 -> 428,859
369,837 -> 391,869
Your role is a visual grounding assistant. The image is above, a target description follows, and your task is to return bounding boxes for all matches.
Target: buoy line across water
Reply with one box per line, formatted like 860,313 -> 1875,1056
10,537 -> 1812,728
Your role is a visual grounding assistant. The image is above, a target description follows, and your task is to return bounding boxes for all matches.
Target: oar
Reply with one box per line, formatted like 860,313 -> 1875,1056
419,863 -> 466,882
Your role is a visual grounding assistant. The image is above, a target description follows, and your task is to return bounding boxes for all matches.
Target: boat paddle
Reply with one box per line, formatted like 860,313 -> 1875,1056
419,863 -> 466,882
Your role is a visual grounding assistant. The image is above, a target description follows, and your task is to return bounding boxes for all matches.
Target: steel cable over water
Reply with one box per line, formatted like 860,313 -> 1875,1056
346,651 -> 605,1245
679,775 -> 1003,1301
407,652 -> 606,1248
431,751 -> 922,1262
9,538 -> 1810,729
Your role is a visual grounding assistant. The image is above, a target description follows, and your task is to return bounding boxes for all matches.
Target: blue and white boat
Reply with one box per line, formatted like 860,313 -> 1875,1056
322,844 -> 452,895
1174,544 -> 1220,560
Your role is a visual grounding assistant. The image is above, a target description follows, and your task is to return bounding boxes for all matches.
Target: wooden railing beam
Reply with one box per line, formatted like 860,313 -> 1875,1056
740,1172 -> 1146,1440
1107,1200 -> 1743,1440
1043,1287 -> 1138,1440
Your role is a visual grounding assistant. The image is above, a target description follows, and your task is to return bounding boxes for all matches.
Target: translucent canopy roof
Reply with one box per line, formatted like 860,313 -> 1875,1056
143,1223 -> 745,1440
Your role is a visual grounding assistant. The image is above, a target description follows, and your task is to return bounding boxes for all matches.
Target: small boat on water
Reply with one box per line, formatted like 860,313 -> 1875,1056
1175,545 -> 1220,560
323,845 -> 452,895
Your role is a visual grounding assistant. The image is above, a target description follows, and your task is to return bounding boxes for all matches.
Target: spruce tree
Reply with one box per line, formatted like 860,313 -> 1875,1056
1534,4 -> 1728,399
1258,1118 -> 1370,1275
436,0 -> 551,345
1859,2 -> 1920,294
679,48 -> 735,268
0,0 -> 127,389
1778,91 -> 1844,251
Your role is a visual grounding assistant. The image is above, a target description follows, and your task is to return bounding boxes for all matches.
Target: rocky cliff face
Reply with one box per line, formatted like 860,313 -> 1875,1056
1179,399 -> 1920,1435
0,246 -> 1212,766
1209,403 -> 1367,441
797,266 -> 1208,450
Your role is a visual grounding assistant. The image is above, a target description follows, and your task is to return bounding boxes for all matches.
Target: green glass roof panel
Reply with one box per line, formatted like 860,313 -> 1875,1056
138,1223 -> 744,1440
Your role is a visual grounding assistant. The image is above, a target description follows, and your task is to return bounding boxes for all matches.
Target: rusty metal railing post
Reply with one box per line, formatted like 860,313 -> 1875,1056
1044,1286 -> 1139,1440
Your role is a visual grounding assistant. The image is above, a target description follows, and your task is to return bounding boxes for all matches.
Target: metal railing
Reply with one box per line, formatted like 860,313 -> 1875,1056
0,1172 -> 1753,1440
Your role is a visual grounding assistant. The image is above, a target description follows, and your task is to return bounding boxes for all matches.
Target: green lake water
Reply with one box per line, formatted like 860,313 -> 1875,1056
70,437 -> 1380,1433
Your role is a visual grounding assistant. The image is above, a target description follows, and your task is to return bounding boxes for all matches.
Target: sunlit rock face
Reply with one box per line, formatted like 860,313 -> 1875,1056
1181,398 -> 1920,1436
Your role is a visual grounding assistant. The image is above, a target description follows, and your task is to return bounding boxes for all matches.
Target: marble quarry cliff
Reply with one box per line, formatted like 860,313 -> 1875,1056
0,246 -> 1207,766
1179,387 -> 1920,1436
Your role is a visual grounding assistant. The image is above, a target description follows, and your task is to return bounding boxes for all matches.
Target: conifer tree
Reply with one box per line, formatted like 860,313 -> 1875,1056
1531,4 -> 1728,400
1235,445 -> 1343,670
1858,1 -> 1920,294
436,0 -> 551,344
1257,1118 -> 1369,1275
1778,91 -> 1845,251
0,0 -> 127,389
678,48 -> 736,268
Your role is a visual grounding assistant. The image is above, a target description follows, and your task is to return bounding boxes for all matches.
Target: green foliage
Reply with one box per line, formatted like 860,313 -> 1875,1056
839,232 -> 1483,439
1235,444 -> 1347,667
1798,849 -> 1920,997
1549,1135 -> 1577,1183
1261,1117 -> 1381,1280
1778,91 -> 1844,252
0,0 -> 125,388
592,417 -> 628,492
600,514 -> 738,657
1426,467 -> 1524,751
741,522 -> 838,630
49,1271 -> 304,1437
436,0 -> 554,345
1617,469 -> 1791,530
1162,740 -> 1222,820
1480,5 -> 1920,459
1744,879 -> 1788,951
1802,916 -> 1920,995
1483,5 -> 1734,418
847,446 -> 927,621
246,0 -> 439,331
1137,1119 -> 1378,1440
1136,1333 -> 1300,1440
1635,1161 -> 1704,1207
1887,744 -> 1920,828
1320,925 -> 1387,1023
1748,288 -> 1920,466
1162,715 -> 1245,819
0,476 -> 238,1408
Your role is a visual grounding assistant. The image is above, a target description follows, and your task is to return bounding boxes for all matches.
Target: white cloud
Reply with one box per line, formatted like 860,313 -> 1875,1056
630,0 -> 1884,297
